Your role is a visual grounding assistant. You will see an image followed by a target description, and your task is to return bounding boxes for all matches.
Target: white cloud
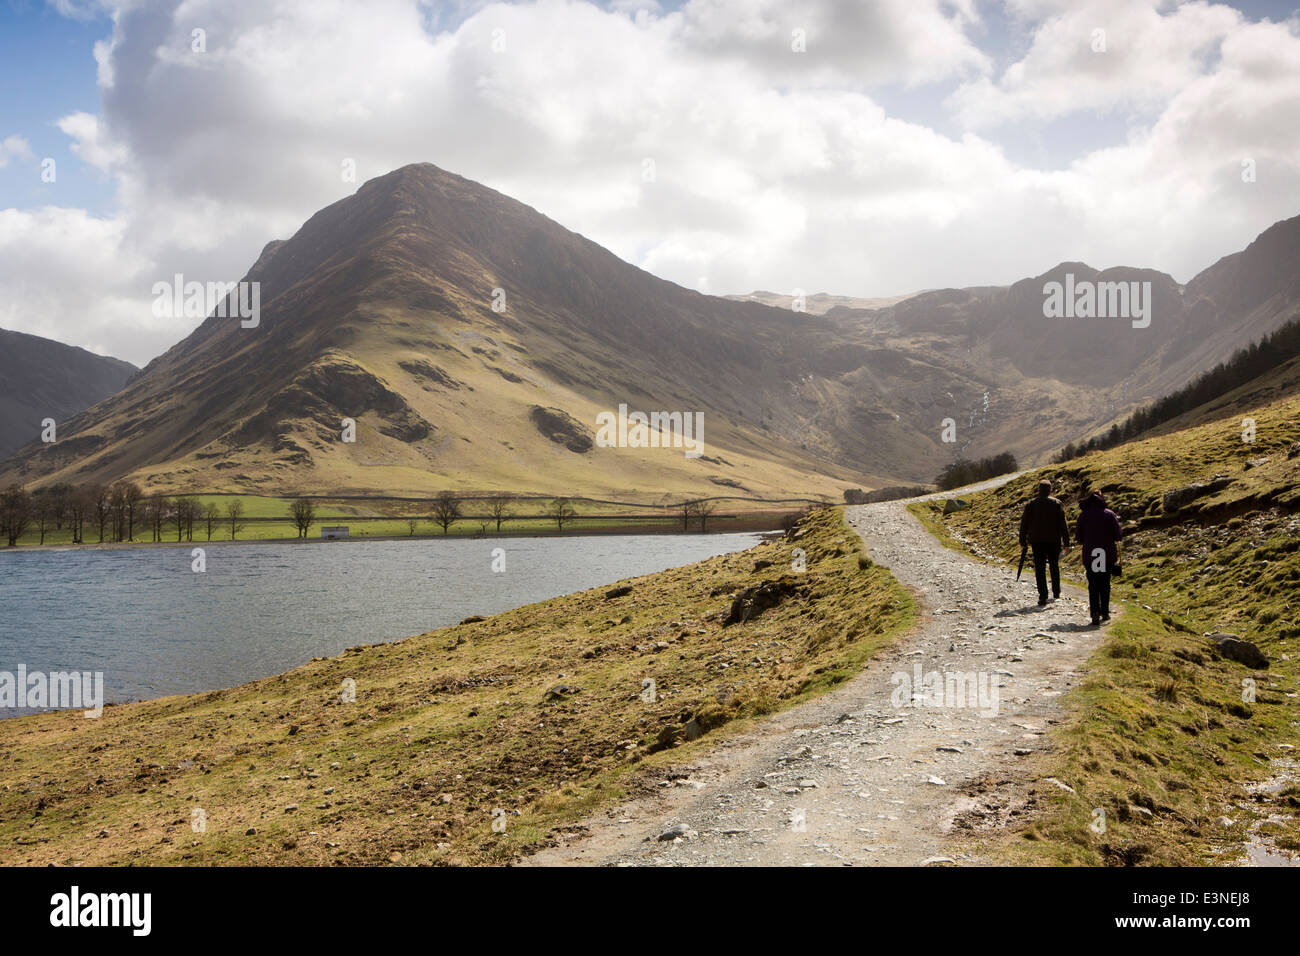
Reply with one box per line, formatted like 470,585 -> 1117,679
674,0 -> 991,87
2,0 -> 1298,367
0,207 -> 156,361
0,135 -> 36,169
949,0 -> 1243,128
56,112 -> 128,171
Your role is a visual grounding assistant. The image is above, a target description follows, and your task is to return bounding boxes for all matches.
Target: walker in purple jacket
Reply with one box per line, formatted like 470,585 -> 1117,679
1076,491 -> 1121,570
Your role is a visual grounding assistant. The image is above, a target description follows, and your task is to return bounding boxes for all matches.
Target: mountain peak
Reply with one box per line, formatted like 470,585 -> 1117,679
357,161 -> 486,206
1040,261 -> 1096,278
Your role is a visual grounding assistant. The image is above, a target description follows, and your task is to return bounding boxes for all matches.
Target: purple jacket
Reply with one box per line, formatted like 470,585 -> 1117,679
1076,492 -> 1121,569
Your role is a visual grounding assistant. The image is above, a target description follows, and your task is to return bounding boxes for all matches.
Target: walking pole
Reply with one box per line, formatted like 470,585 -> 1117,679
1016,544 -> 1028,580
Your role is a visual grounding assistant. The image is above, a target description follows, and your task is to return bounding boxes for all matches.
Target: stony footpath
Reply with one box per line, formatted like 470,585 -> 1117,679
525,480 -> 1106,866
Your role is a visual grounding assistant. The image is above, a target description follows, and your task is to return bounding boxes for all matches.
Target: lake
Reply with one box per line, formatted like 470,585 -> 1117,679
0,532 -> 761,715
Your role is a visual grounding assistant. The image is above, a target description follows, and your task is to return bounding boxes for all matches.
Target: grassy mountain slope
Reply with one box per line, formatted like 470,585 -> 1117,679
0,164 -> 917,497
4,165 -> 1296,496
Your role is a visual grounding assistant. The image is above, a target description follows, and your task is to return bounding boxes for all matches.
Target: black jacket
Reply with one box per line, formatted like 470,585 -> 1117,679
1019,495 -> 1070,547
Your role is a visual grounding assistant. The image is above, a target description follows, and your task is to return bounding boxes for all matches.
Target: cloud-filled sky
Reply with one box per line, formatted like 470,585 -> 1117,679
1,0 -> 1298,366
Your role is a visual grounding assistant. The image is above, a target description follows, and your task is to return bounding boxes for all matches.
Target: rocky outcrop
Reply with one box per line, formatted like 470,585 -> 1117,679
1162,476 -> 1233,513
398,359 -> 462,390
234,357 -> 434,446
724,578 -> 803,625
528,405 -> 593,453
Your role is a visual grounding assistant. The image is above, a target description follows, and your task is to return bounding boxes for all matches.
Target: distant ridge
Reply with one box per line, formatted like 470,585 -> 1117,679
0,328 -> 136,463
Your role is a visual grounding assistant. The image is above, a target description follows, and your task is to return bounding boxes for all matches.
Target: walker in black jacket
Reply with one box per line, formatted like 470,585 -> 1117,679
1018,479 -> 1071,606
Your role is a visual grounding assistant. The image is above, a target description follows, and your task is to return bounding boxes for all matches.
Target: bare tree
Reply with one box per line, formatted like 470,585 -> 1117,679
694,499 -> 717,532
226,500 -> 246,540
68,487 -> 90,544
49,483 -> 74,531
289,498 -> 317,539
171,497 -> 189,542
31,488 -> 52,545
142,495 -> 158,542
679,498 -> 699,531
486,494 -> 513,533
182,496 -> 197,541
406,517 -> 419,536
109,482 -> 128,542
546,496 -> 577,532
204,501 -> 221,541
1,485 -> 31,547
144,494 -> 166,542
125,483 -> 143,541
429,492 -> 461,535
90,484 -> 110,543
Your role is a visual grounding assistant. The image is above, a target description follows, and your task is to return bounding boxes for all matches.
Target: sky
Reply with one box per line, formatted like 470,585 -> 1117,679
1,0 -> 1298,366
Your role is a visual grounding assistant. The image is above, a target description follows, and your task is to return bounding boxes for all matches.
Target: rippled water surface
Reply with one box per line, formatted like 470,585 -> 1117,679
0,533 -> 760,710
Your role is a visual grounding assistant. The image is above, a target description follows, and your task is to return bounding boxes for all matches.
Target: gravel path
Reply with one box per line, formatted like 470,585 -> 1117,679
525,478 -> 1106,866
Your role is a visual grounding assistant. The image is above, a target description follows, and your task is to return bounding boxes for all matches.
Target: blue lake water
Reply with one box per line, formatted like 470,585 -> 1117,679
0,533 -> 760,713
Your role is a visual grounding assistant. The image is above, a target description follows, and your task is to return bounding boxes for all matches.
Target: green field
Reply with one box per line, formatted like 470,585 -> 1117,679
6,493 -> 805,547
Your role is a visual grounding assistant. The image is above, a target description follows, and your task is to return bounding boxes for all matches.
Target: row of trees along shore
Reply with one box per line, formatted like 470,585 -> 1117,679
0,482 -> 248,546
1,486 -> 726,546
289,492 -> 719,538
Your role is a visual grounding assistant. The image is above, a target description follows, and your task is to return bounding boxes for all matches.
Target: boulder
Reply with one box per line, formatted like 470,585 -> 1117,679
1243,457 -> 1271,470
604,585 -> 633,599
1162,476 -> 1233,513
543,684 -> 581,701
1209,633 -> 1268,669
1288,441 -> 1300,460
657,823 -> 697,842
724,579 -> 801,625
942,498 -> 969,515
653,726 -> 679,750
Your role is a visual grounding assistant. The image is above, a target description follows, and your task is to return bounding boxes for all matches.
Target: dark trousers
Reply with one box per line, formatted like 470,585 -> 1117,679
1030,541 -> 1061,600
1086,569 -> 1111,620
